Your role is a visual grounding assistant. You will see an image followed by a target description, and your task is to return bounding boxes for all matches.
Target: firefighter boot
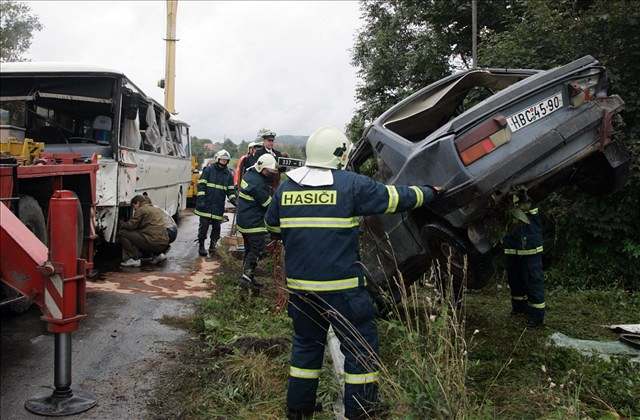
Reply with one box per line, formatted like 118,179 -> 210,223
240,270 -> 263,291
286,408 -> 314,420
510,298 -> 528,316
198,241 -> 207,257
208,242 -> 217,257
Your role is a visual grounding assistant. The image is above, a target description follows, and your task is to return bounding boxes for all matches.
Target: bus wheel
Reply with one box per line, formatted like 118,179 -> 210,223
4,196 -> 47,313
173,190 -> 182,224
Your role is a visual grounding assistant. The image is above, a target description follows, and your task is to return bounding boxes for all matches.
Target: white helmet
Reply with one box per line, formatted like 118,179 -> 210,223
248,141 -> 262,150
215,149 -> 231,164
305,127 -> 352,170
257,128 -> 276,139
253,153 -> 278,173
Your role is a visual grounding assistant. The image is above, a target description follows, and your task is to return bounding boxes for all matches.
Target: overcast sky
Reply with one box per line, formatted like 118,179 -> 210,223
26,1 -> 362,142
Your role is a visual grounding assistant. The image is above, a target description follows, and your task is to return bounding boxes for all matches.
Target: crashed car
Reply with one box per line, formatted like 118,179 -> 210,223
348,55 -> 629,302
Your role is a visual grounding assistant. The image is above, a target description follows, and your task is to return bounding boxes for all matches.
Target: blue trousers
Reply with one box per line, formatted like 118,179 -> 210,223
286,287 -> 379,419
506,253 -> 545,322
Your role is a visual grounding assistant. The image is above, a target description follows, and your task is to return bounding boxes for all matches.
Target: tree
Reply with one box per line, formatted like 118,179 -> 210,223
0,1 -> 43,62
221,138 -> 238,157
348,0 -> 525,140
190,136 -> 214,166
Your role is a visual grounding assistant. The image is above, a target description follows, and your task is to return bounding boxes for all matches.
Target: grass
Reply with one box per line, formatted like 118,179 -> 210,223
148,246 -> 340,419
149,246 -> 640,419
465,282 -> 640,419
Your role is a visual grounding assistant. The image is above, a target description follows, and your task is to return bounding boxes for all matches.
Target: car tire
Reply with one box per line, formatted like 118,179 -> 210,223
421,223 -> 494,305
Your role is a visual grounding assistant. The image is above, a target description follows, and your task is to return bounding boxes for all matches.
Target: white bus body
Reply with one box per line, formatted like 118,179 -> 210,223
0,63 -> 192,242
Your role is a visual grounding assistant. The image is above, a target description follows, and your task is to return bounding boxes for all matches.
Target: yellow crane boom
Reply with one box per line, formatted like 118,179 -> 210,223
164,0 -> 178,113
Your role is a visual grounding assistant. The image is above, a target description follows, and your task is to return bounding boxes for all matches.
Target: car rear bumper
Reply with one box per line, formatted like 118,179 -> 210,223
435,95 -> 627,236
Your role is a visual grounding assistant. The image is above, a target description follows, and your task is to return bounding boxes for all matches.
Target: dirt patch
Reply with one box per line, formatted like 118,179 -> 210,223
88,259 -> 219,299
231,336 -> 290,356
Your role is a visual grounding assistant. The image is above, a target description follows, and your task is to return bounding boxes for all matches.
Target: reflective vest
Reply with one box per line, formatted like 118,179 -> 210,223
236,169 -> 272,233
265,170 -> 430,292
503,208 -> 543,255
194,164 -> 236,221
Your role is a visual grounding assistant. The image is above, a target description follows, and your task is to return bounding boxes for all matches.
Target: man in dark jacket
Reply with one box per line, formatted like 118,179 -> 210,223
265,127 -> 442,420
503,207 -> 545,327
236,153 -> 278,290
194,149 -> 237,256
246,128 -> 286,168
119,195 -> 170,267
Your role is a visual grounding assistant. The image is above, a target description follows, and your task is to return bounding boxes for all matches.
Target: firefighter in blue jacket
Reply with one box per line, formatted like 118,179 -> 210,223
194,149 -> 237,256
265,127 -> 442,420
503,207 -> 545,327
237,153 -> 278,290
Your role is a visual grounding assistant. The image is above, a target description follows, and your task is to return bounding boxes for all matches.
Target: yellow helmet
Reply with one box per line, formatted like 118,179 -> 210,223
305,127 -> 352,169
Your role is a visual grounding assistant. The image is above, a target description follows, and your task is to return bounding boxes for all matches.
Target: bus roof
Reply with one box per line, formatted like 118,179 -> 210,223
0,62 -> 124,76
169,116 -> 190,127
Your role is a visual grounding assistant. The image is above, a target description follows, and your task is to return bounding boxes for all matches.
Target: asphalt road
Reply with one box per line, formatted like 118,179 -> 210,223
0,209 -> 222,419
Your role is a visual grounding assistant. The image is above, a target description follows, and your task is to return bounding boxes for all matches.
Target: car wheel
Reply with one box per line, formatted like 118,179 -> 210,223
421,223 -> 494,306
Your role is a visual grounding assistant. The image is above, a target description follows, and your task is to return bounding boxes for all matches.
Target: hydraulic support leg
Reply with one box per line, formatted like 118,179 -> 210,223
19,191 -> 97,416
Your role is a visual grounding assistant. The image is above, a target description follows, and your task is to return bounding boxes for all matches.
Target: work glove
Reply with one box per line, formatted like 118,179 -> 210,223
420,185 -> 445,205
229,196 -> 237,207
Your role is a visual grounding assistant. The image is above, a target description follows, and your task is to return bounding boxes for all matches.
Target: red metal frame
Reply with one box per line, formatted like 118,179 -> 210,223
1,191 -> 87,333
0,152 -> 98,269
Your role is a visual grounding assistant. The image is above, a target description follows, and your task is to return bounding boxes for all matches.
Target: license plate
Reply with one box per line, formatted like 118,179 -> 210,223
278,157 -> 305,168
507,92 -> 563,132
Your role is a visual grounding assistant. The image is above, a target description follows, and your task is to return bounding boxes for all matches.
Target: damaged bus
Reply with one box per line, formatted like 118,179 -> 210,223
0,63 -> 192,244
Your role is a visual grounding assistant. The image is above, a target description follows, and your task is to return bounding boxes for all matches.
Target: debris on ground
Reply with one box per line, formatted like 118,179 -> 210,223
549,332 -> 640,363
608,324 -> 640,334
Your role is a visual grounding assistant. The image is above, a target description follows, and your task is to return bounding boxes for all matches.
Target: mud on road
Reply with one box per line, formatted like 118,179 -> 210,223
1,209 -> 220,419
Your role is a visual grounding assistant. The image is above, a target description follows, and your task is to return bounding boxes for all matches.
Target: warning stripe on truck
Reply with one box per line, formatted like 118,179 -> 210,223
44,274 -> 64,319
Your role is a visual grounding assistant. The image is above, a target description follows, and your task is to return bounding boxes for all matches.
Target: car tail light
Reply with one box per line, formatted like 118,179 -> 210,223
455,115 -> 512,166
568,74 -> 600,108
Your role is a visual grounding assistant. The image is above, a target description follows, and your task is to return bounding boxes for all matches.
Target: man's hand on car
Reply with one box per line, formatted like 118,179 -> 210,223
419,185 -> 445,204
432,185 -> 445,195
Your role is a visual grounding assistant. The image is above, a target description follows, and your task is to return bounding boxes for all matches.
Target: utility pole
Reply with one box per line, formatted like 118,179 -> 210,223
164,0 -> 178,113
472,0 -> 478,68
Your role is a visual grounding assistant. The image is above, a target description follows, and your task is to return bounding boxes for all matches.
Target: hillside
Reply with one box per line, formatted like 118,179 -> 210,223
275,135 -> 307,146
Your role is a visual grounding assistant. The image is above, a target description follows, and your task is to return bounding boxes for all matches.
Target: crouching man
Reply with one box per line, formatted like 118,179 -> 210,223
119,195 -> 170,267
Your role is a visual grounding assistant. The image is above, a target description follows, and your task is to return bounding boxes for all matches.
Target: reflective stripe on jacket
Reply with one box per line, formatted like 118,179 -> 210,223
503,208 -> 543,255
194,164 -> 236,220
264,170 -> 432,292
236,168 -> 271,233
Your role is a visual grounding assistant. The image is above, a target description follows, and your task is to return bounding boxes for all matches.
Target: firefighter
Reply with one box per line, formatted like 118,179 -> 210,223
503,207 -> 545,327
236,153 -> 278,290
247,128 -> 289,169
194,149 -> 237,257
265,127 -> 442,419
119,195 -> 170,267
234,141 -> 263,186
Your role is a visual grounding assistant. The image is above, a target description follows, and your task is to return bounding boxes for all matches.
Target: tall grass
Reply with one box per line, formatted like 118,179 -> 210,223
372,248 -> 477,419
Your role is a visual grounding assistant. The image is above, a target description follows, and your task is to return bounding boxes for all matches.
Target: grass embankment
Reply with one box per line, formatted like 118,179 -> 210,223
151,249 -> 640,419
151,247 -> 340,419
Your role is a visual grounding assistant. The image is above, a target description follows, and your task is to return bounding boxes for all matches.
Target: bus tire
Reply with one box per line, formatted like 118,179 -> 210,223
6,195 -> 48,313
173,190 -> 182,224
